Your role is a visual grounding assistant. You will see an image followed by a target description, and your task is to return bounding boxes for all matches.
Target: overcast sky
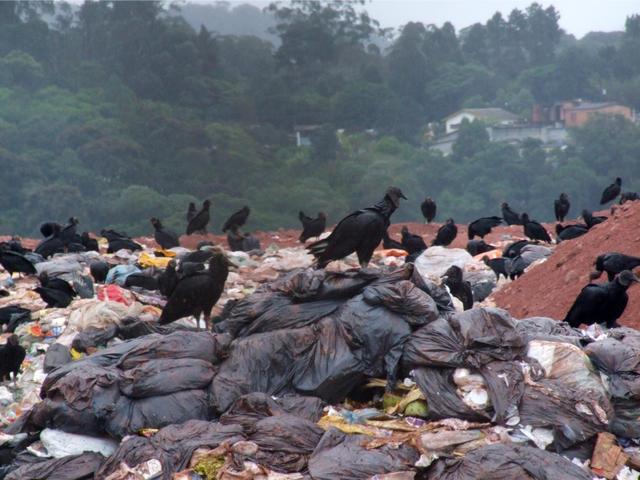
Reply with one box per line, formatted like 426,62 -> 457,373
206,0 -> 639,38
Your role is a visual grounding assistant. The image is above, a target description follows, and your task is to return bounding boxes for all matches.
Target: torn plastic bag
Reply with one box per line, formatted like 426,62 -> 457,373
308,428 -> 419,480
40,428 -> 118,458
96,421 -> 244,480
413,367 -> 491,422
585,334 -> 640,437
5,452 -> 105,480
43,343 -> 72,373
410,265 -> 455,314
479,361 -> 524,423
518,377 -> 611,449
425,443 -> 591,480
248,414 -> 324,473
219,393 -> 325,434
403,308 -> 527,371
516,316 -> 584,345
119,358 -> 216,398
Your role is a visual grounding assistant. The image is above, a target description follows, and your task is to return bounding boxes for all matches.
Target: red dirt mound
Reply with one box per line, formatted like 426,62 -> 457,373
490,201 -> 640,329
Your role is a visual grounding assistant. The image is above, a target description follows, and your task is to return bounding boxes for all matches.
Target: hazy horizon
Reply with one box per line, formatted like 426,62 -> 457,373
184,0 -> 638,38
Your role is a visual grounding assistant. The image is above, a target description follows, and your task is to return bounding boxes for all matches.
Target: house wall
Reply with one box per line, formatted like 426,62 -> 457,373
564,105 -> 633,128
488,125 -> 568,145
445,112 -> 476,134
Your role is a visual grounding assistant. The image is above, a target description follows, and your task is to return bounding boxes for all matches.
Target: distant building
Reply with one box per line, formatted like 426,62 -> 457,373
443,108 -> 520,134
293,125 -> 320,147
532,101 -> 634,127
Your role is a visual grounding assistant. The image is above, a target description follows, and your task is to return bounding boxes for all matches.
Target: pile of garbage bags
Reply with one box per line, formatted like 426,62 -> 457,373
1,241 -> 640,479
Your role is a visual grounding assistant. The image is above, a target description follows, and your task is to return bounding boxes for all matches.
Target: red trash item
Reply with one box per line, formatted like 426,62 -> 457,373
97,284 -> 133,306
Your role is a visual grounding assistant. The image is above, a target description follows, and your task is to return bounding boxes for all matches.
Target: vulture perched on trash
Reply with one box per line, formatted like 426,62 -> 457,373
222,206 -> 250,233
39,272 -> 76,299
158,260 -> 179,298
554,193 -> 570,222
159,251 -> 233,330
59,217 -> 79,246
591,253 -> 640,281
521,213 -> 551,243
466,239 -> 495,256
150,217 -> 180,249
298,211 -> 327,242
501,202 -> 521,226
80,232 -> 99,252
420,197 -> 436,223
186,200 -> 211,235
35,285 -> 73,308
620,192 -> 639,204
600,177 -> 622,205
582,209 -> 606,229
35,224 -> 65,259
467,216 -> 502,239
382,230 -> 404,250
441,265 -> 473,310
482,256 -> 511,281
564,270 -> 639,328
0,335 -> 25,384
432,219 -> 457,247
307,187 -> 406,268
40,222 -> 61,238
0,248 -> 36,277
400,226 -> 427,254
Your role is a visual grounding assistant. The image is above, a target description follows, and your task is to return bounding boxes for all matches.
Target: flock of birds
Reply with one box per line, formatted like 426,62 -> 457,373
0,177 -> 639,381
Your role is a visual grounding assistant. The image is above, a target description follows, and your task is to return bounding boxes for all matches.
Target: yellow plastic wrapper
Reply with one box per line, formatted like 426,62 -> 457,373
138,251 -> 173,268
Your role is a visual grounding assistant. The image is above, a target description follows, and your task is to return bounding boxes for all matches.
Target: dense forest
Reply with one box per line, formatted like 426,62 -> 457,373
1,0 -> 640,236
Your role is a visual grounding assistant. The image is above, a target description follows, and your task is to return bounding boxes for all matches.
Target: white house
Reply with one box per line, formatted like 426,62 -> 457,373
444,108 -> 520,134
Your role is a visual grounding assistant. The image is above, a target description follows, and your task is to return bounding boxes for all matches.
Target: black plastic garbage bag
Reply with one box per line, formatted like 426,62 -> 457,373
5,452 -> 104,480
96,420 -> 244,480
43,343 -> 72,373
586,333 -> 640,437
117,317 -> 197,339
219,393 -> 325,434
516,317 -> 584,345
249,414 -> 324,472
426,444 -> 591,480
413,367 -> 491,422
308,428 -> 419,480
71,325 -> 119,352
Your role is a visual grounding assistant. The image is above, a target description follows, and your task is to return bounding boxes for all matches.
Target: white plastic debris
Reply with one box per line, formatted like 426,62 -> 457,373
40,428 -> 119,458
0,386 -> 14,407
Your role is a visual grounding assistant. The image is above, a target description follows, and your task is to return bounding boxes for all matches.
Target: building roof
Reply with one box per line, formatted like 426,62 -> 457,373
443,108 -> 519,123
565,102 -> 623,111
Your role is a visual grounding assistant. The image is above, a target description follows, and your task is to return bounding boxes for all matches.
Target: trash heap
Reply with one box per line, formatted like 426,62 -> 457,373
0,240 -> 639,480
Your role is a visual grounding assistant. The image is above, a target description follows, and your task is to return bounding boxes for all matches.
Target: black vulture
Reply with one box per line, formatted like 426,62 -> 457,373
521,213 -> 551,242
555,223 -> 588,241
40,222 -> 61,238
100,229 -> 130,242
3,238 -> 28,255
442,265 -> 473,310
466,239 -> 496,256
35,224 -> 65,259
502,239 -> 531,259
90,261 -> 110,283
591,253 -> 640,281
187,202 -> 197,222
107,238 -> 143,253
554,193 -> 570,222
124,272 -> 160,291
34,286 -> 73,308
0,249 -> 36,277
382,230 -> 404,250
0,306 -> 31,333
298,211 -> 327,242
620,192 -> 639,204
421,197 -> 436,223
158,260 -> 179,298
150,217 -> 180,249
501,202 -> 521,225
307,187 -> 406,268
39,272 -> 76,298
222,206 -> 250,233
468,216 -> 502,239
0,335 -> 25,384
80,232 -> 100,252
401,226 -> 427,254
241,232 -> 260,251
600,177 -> 622,205
565,270 -> 639,328
186,200 -> 211,235
177,261 -> 206,278
181,247 -> 214,264
482,256 -> 511,281
582,209 -> 607,229
159,251 -> 233,330
432,218 -> 457,247
59,217 -> 79,246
